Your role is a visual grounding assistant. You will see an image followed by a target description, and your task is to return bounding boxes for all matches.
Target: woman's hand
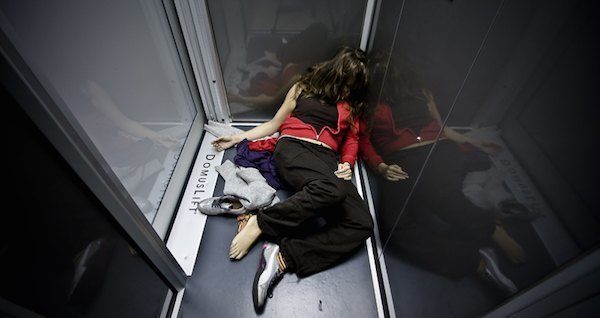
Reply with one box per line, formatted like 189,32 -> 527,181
334,162 -> 353,180
212,135 -> 241,152
377,163 -> 409,181
470,139 -> 504,155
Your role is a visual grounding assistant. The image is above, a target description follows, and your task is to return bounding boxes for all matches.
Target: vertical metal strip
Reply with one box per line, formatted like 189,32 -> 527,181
360,0 -> 377,51
173,0 -> 217,121
354,164 -> 387,318
188,0 -> 231,122
169,288 -> 186,317
360,163 -> 397,318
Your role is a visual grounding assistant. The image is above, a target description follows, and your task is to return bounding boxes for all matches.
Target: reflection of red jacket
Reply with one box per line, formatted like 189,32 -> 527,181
359,103 -> 442,169
255,64 -> 301,96
249,101 -> 359,167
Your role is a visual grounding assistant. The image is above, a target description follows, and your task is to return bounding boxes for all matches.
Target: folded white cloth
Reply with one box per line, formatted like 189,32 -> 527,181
462,167 -> 512,211
204,120 -> 244,138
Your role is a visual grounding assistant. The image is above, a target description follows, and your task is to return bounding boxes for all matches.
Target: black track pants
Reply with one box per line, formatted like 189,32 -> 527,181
257,137 -> 374,277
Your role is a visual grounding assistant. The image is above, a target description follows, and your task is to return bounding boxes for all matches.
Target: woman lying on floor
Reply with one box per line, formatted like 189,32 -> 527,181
211,46 -> 373,312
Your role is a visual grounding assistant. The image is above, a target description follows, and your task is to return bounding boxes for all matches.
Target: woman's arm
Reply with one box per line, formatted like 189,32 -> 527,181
358,119 -> 384,171
86,80 -> 179,148
340,117 -> 360,168
422,89 -> 502,154
212,83 -> 302,151
334,117 -> 359,180
358,114 -> 408,181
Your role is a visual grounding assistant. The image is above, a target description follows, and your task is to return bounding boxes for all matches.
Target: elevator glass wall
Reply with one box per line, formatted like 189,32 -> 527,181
207,0 -> 368,120
1,86 -> 173,318
365,0 -> 600,316
0,0 -> 198,228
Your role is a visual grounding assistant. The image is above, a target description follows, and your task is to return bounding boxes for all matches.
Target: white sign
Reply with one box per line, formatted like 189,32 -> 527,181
167,133 -> 223,275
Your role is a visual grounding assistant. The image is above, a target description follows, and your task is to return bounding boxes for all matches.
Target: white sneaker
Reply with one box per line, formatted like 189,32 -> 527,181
253,242 -> 284,312
196,195 -> 246,216
479,247 -> 518,295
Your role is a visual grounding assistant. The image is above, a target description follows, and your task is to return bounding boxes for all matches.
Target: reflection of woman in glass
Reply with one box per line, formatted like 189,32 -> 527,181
80,80 -> 180,197
83,80 -> 180,150
213,47 -> 373,311
360,57 -> 524,294
228,23 -> 332,109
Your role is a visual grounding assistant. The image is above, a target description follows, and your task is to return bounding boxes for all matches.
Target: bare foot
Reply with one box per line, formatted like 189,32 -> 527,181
230,215 -> 262,260
492,226 -> 526,264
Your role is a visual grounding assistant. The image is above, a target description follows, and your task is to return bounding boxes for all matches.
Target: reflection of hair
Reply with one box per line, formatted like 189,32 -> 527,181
298,46 -> 369,120
368,52 -> 431,132
278,23 -> 329,66
369,52 -> 424,104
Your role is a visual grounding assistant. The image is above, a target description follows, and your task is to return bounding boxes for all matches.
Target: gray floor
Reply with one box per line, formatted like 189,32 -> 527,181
178,148 -> 379,317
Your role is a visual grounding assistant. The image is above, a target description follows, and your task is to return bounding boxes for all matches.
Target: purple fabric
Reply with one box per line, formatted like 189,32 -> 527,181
234,139 -> 282,189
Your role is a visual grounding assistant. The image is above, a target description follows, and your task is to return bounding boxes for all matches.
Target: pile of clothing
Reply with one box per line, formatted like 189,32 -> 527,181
198,121 -> 281,217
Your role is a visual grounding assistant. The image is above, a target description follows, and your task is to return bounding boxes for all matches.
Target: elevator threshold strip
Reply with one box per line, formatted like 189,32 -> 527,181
167,132 -> 223,276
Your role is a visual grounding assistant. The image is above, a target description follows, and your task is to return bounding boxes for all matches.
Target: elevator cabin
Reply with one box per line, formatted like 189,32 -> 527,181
1,0 -> 599,317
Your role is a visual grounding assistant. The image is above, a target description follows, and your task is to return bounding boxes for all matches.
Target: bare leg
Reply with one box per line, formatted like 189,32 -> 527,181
492,225 -> 526,264
230,215 -> 262,260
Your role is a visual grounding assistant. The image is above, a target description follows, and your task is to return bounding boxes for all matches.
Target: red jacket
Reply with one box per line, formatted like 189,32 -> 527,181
359,103 -> 442,169
249,101 -> 359,167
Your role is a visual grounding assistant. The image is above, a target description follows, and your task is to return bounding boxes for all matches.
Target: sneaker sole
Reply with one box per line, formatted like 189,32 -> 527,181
253,244 -> 281,312
252,246 -> 267,312
200,209 -> 247,216
481,249 -> 518,294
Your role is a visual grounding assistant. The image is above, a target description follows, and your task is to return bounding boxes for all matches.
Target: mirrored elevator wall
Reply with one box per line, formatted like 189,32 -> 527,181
1,85 -> 173,318
0,0 -> 199,226
207,0 -> 368,120
365,0 -> 599,317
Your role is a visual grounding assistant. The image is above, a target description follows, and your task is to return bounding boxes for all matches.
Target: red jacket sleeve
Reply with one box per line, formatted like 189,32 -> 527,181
340,117 -> 359,167
248,137 -> 278,152
358,119 -> 384,171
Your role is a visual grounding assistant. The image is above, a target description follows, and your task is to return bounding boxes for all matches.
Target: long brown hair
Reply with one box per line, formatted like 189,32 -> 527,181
365,52 -> 430,133
297,46 -> 369,121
